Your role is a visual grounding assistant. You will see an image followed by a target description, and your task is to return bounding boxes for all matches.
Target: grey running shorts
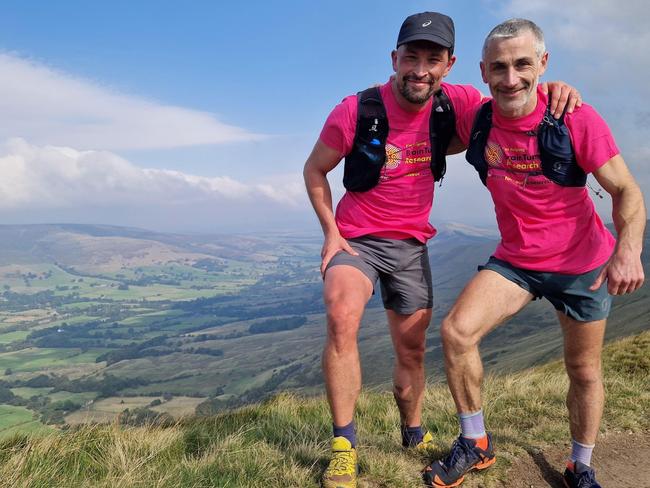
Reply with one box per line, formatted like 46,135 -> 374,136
479,256 -> 612,322
325,235 -> 433,314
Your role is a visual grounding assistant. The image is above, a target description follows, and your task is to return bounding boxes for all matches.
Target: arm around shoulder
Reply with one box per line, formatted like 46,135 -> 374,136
540,81 -> 583,118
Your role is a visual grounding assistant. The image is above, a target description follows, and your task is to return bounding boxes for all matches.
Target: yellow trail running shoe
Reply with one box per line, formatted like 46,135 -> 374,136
322,436 -> 358,488
415,431 -> 436,451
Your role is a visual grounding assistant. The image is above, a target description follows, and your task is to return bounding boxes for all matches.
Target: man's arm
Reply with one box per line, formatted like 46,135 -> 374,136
446,135 -> 466,155
303,140 -> 359,275
590,154 -> 646,295
540,81 -> 583,118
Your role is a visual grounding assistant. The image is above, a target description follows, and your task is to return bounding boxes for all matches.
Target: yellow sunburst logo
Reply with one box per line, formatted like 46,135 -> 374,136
385,144 -> 401,169
485,142 -> 504,167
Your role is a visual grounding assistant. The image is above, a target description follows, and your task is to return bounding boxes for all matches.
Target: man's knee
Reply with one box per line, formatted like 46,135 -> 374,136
325,290 -> 363,323
391,310 -> 430,364
566,360 -> 602,388
396,342 -> 425,370
323,297 -> 362,350
440,314 -> 479,353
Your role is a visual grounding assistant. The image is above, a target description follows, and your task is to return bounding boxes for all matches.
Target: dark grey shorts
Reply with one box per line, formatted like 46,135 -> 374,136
325,236 -> 433,314
479,256 -> 612,322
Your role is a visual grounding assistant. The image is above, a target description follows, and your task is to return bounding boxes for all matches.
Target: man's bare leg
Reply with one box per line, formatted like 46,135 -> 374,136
558,313 -> 606,446
423,271 -> 534,485
441,270 -> 533,413
322,265 -> 373,426
387,308 -> 431,428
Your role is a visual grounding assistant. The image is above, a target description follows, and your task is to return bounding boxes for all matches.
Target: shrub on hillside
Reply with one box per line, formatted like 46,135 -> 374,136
248,316 -> 307,335
118,407 -> 174,427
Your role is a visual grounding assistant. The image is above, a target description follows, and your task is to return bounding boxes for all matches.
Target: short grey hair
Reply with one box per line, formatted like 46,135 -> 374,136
482,18 -> 546,60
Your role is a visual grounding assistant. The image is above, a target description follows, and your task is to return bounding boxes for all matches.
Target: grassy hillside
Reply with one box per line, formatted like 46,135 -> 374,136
0,330 -> 647,488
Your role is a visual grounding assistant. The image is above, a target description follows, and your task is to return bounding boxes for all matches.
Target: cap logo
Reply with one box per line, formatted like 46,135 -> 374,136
422,20 -> 432,27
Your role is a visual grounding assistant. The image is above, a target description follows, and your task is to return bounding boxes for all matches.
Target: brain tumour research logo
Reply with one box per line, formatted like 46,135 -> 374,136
485,142 -> 504,167
384,144 -> 401,169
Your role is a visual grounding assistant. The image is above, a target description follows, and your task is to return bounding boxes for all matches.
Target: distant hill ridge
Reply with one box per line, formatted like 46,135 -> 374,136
0,223 -> 320,267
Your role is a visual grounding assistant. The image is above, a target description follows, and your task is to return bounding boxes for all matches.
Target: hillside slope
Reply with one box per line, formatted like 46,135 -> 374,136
0,331 -> 647,488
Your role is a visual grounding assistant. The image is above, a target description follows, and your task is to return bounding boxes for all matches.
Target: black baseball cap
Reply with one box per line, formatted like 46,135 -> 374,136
396,12 -> 455,53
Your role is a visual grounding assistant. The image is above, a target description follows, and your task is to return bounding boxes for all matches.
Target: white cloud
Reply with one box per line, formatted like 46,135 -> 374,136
0,138 -> 305,210
498,0 -> 650,99
0,53 -> 264,151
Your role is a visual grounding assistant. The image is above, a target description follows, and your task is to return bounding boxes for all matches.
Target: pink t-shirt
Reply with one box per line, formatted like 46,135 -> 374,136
456,86 -> 617,273
320,81 -> 482,243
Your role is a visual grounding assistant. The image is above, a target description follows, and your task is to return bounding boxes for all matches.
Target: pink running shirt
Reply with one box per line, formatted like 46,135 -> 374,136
320,81 -> 482,243
455,86 -> 617,273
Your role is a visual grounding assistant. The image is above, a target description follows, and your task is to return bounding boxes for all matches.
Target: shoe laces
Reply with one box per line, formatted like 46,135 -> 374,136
328,450 -> 355,475
442,438 -> 473,469
576,469 -> 597,488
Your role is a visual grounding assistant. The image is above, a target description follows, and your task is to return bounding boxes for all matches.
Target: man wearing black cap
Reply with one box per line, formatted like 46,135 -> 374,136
303,12 -> 579,488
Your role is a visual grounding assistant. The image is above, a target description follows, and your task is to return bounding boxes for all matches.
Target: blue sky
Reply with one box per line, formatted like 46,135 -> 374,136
0,0 -> 646,233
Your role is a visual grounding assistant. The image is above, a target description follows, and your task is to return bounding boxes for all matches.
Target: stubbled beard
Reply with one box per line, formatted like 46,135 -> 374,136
398,76 -> 435,104
496,83 -> 534,113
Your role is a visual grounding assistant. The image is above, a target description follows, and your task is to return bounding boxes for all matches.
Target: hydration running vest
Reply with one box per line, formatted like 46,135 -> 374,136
342,86 -> 456,192
465,101 -> 587,187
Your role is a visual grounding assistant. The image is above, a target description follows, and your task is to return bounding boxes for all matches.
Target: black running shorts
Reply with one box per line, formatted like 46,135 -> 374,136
479,256 -> 612,322
325,235 -> 433,314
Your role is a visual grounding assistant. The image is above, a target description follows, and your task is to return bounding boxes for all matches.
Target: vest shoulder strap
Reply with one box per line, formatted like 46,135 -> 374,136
429,89 -> 456,182
355,86 -> 389,145
465,101 -> 493,186
537,105 -> 572,161
342,87 -> 389,192
537,105 -> 587,187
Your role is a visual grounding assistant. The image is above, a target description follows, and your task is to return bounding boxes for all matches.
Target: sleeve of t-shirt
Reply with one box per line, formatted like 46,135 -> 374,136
441,83 -> 485,146
565,104 -> 620,173
318,95 -> 358,156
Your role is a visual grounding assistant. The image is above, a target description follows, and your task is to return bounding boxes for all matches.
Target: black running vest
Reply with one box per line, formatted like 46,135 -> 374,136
465,101 -> 586,187
342,86 -> 456,192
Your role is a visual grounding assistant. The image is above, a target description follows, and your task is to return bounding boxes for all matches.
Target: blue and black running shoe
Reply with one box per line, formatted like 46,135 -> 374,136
563,461 -> 602,488
422,433 -> 496,487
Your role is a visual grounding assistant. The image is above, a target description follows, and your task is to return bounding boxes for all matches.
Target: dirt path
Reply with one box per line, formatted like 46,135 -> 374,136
500,430 -> 650,487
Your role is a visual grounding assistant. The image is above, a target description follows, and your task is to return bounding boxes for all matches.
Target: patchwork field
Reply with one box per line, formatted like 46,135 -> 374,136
65,395 -> 205,424
0,405 -> 53,438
